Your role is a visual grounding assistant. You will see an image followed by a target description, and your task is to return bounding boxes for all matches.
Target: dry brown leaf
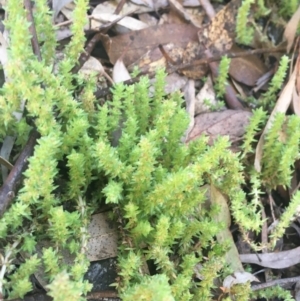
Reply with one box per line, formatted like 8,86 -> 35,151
186,109 -> 252,144
103,0 -> 243,79
284,5 -> 300,52
240,246 -> 300,269
229,45 -> 267,87
254,68 -> 297,172
103,23 -> 198,67
138,43 -> 187,74
210,184 -> 244,272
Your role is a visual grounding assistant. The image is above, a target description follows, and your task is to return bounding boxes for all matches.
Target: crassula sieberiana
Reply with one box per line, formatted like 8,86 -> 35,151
0,1 -> 299,300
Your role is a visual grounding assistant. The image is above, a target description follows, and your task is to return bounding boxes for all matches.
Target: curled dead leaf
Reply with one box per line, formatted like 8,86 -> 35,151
229,45 -> 267,87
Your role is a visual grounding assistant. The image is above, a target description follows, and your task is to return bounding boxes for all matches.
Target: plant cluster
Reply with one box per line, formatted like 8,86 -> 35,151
0,0 -> 93,299
96,70 -> 246,300
214,56 -> 231,98
0,0 -> 299,300
236,0 -> 296,49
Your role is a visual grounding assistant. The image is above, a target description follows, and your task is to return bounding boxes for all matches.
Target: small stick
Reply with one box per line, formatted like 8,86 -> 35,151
72,11 -> 136,74
55,15 -> 94,28
24,0 -> 42,61
173,46 -> 287,73
251,276 -> 300,291
0,130 -> 40,218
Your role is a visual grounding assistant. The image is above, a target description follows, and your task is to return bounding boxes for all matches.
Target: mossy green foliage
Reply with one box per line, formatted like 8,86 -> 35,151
236,0 -> 255,45
240,109 -> 300,250
0,0 -> 300,300
278,0 -> 299,18
0,0 -> 92,299
260,56 -> 289,108
94,70 -> 246,300
236,0 -> 297,48
251,285 -> 294,301
261,113 -> 300,188
215,56 -> 231,98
